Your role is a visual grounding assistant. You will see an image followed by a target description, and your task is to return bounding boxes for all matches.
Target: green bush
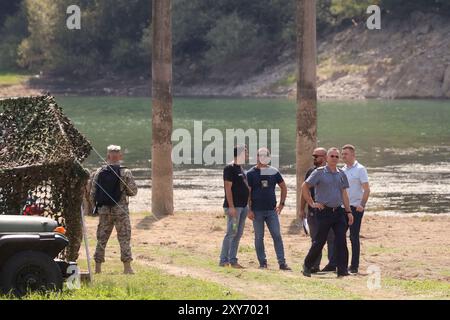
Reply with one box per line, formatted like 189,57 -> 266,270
330,0 -> 382,22
0,5 -> 27,71
204,12 -> 259,66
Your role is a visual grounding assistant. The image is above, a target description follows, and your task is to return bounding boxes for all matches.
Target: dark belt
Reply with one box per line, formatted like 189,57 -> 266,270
322,206 -> 343,212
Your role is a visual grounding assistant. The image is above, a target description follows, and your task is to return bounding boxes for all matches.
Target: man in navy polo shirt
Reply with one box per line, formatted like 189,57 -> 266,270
247,147 -> 291,271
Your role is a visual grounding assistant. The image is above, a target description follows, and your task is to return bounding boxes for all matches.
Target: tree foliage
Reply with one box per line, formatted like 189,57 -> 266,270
0,3 -> 28,70
0,0 -> 448,77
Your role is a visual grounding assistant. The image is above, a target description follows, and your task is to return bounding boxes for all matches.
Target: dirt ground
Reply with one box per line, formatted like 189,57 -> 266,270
0,84 -> 42,98
81,210 -> 450,300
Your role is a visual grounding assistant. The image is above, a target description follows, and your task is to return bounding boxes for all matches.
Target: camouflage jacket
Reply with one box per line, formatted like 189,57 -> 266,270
90,163 -> 138,215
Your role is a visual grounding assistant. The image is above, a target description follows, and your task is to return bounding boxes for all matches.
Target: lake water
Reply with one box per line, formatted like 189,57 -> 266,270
59,97 -> 450,214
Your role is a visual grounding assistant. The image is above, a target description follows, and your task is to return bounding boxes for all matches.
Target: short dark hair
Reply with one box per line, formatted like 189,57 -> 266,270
234,145 -> 246,157
342,144 -> 356,152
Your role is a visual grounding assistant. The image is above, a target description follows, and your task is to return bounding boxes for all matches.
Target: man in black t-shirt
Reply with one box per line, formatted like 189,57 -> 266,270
219,145 -> 249,268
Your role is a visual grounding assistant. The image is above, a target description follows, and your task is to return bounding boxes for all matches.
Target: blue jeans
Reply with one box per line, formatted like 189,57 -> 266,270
219,207 -> 248,265
253,210 -> 286,266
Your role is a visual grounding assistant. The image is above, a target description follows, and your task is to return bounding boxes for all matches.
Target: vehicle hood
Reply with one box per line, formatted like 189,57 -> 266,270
0,215 -> 58,233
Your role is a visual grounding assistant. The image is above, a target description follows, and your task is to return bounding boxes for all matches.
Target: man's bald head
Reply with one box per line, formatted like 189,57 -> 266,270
312,147 -> 327,166
257,147 -> 271,165
314,147 -> 327,155
257,147 -> 270,157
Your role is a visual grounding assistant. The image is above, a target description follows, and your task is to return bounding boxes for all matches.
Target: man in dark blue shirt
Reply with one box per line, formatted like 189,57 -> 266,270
247,147 -> 291,271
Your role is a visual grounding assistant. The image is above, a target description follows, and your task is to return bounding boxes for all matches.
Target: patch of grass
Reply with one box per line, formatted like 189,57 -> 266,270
141,245 -> 362,299
420,216 -> 435,222
318,56 -> 368,80
273,74 -> 296,87
439,269 -> 450,278
227,268 -> 362,299
132,211 -> 153,216
366,245 -> 399,255
1,262 -> 243,300
401,260 -> 427,269
383,278 -> 450,299
238,245 -> 254,254
0,72 -> 31,86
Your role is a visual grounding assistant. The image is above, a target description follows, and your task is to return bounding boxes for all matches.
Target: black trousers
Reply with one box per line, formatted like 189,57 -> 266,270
307,209 -> 335,269
348,206 -> 364,269
304,207 -> 349,275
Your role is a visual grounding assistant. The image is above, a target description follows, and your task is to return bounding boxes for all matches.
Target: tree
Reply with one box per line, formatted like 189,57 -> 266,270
0,4 -> 28,70
0,0 -> 22,28
296,0 -> 317,217
16,0 -> 150,77
204,12 -> 258,66
151,0 -> 174,216
330,0 -> 379,19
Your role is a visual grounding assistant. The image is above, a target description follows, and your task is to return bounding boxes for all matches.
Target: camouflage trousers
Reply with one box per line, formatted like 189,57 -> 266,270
94,212 -> 132,263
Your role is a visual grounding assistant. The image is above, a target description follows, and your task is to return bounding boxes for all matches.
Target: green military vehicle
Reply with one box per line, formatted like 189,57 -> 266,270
0,215 -> 76,297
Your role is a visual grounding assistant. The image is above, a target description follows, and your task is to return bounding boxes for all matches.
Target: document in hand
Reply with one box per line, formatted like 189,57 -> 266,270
302,218 -> 310,235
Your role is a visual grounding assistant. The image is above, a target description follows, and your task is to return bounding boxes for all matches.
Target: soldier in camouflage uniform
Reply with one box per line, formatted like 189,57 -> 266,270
91,145 -> 138,274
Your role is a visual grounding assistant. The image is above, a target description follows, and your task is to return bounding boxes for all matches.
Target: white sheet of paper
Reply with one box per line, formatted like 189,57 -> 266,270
303,218 -> 310,235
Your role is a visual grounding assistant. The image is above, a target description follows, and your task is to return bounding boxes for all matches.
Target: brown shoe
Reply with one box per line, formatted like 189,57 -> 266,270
230,263 -> 245,269
95,262 -> 102,274
219,262 -> 230,267
123,261 -> 135,274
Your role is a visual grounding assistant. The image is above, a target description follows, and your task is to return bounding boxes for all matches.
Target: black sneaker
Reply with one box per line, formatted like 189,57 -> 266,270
302,265 -> 312,277
259,263 -> 268,269
321,264 -> 337,272
349,267 -> 359,274
279,263 -> 292,271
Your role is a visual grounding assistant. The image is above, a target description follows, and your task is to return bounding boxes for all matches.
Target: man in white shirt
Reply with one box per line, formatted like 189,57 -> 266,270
341,144 -> 370,274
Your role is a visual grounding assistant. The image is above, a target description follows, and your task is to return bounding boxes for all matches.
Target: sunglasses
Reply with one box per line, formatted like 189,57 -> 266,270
312,154 -> 325,158
329,155 -> 339,159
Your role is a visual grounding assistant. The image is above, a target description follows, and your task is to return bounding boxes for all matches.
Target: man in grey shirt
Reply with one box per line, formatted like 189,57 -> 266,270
299,147 -> 335,273
301,147 -> 354,278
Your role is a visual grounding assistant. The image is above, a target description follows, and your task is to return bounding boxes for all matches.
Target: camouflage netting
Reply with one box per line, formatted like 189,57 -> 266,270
0,94 -> 92,261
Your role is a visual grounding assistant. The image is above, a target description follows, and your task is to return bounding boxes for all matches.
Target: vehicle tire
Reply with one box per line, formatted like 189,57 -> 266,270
0,251 -> 63,297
